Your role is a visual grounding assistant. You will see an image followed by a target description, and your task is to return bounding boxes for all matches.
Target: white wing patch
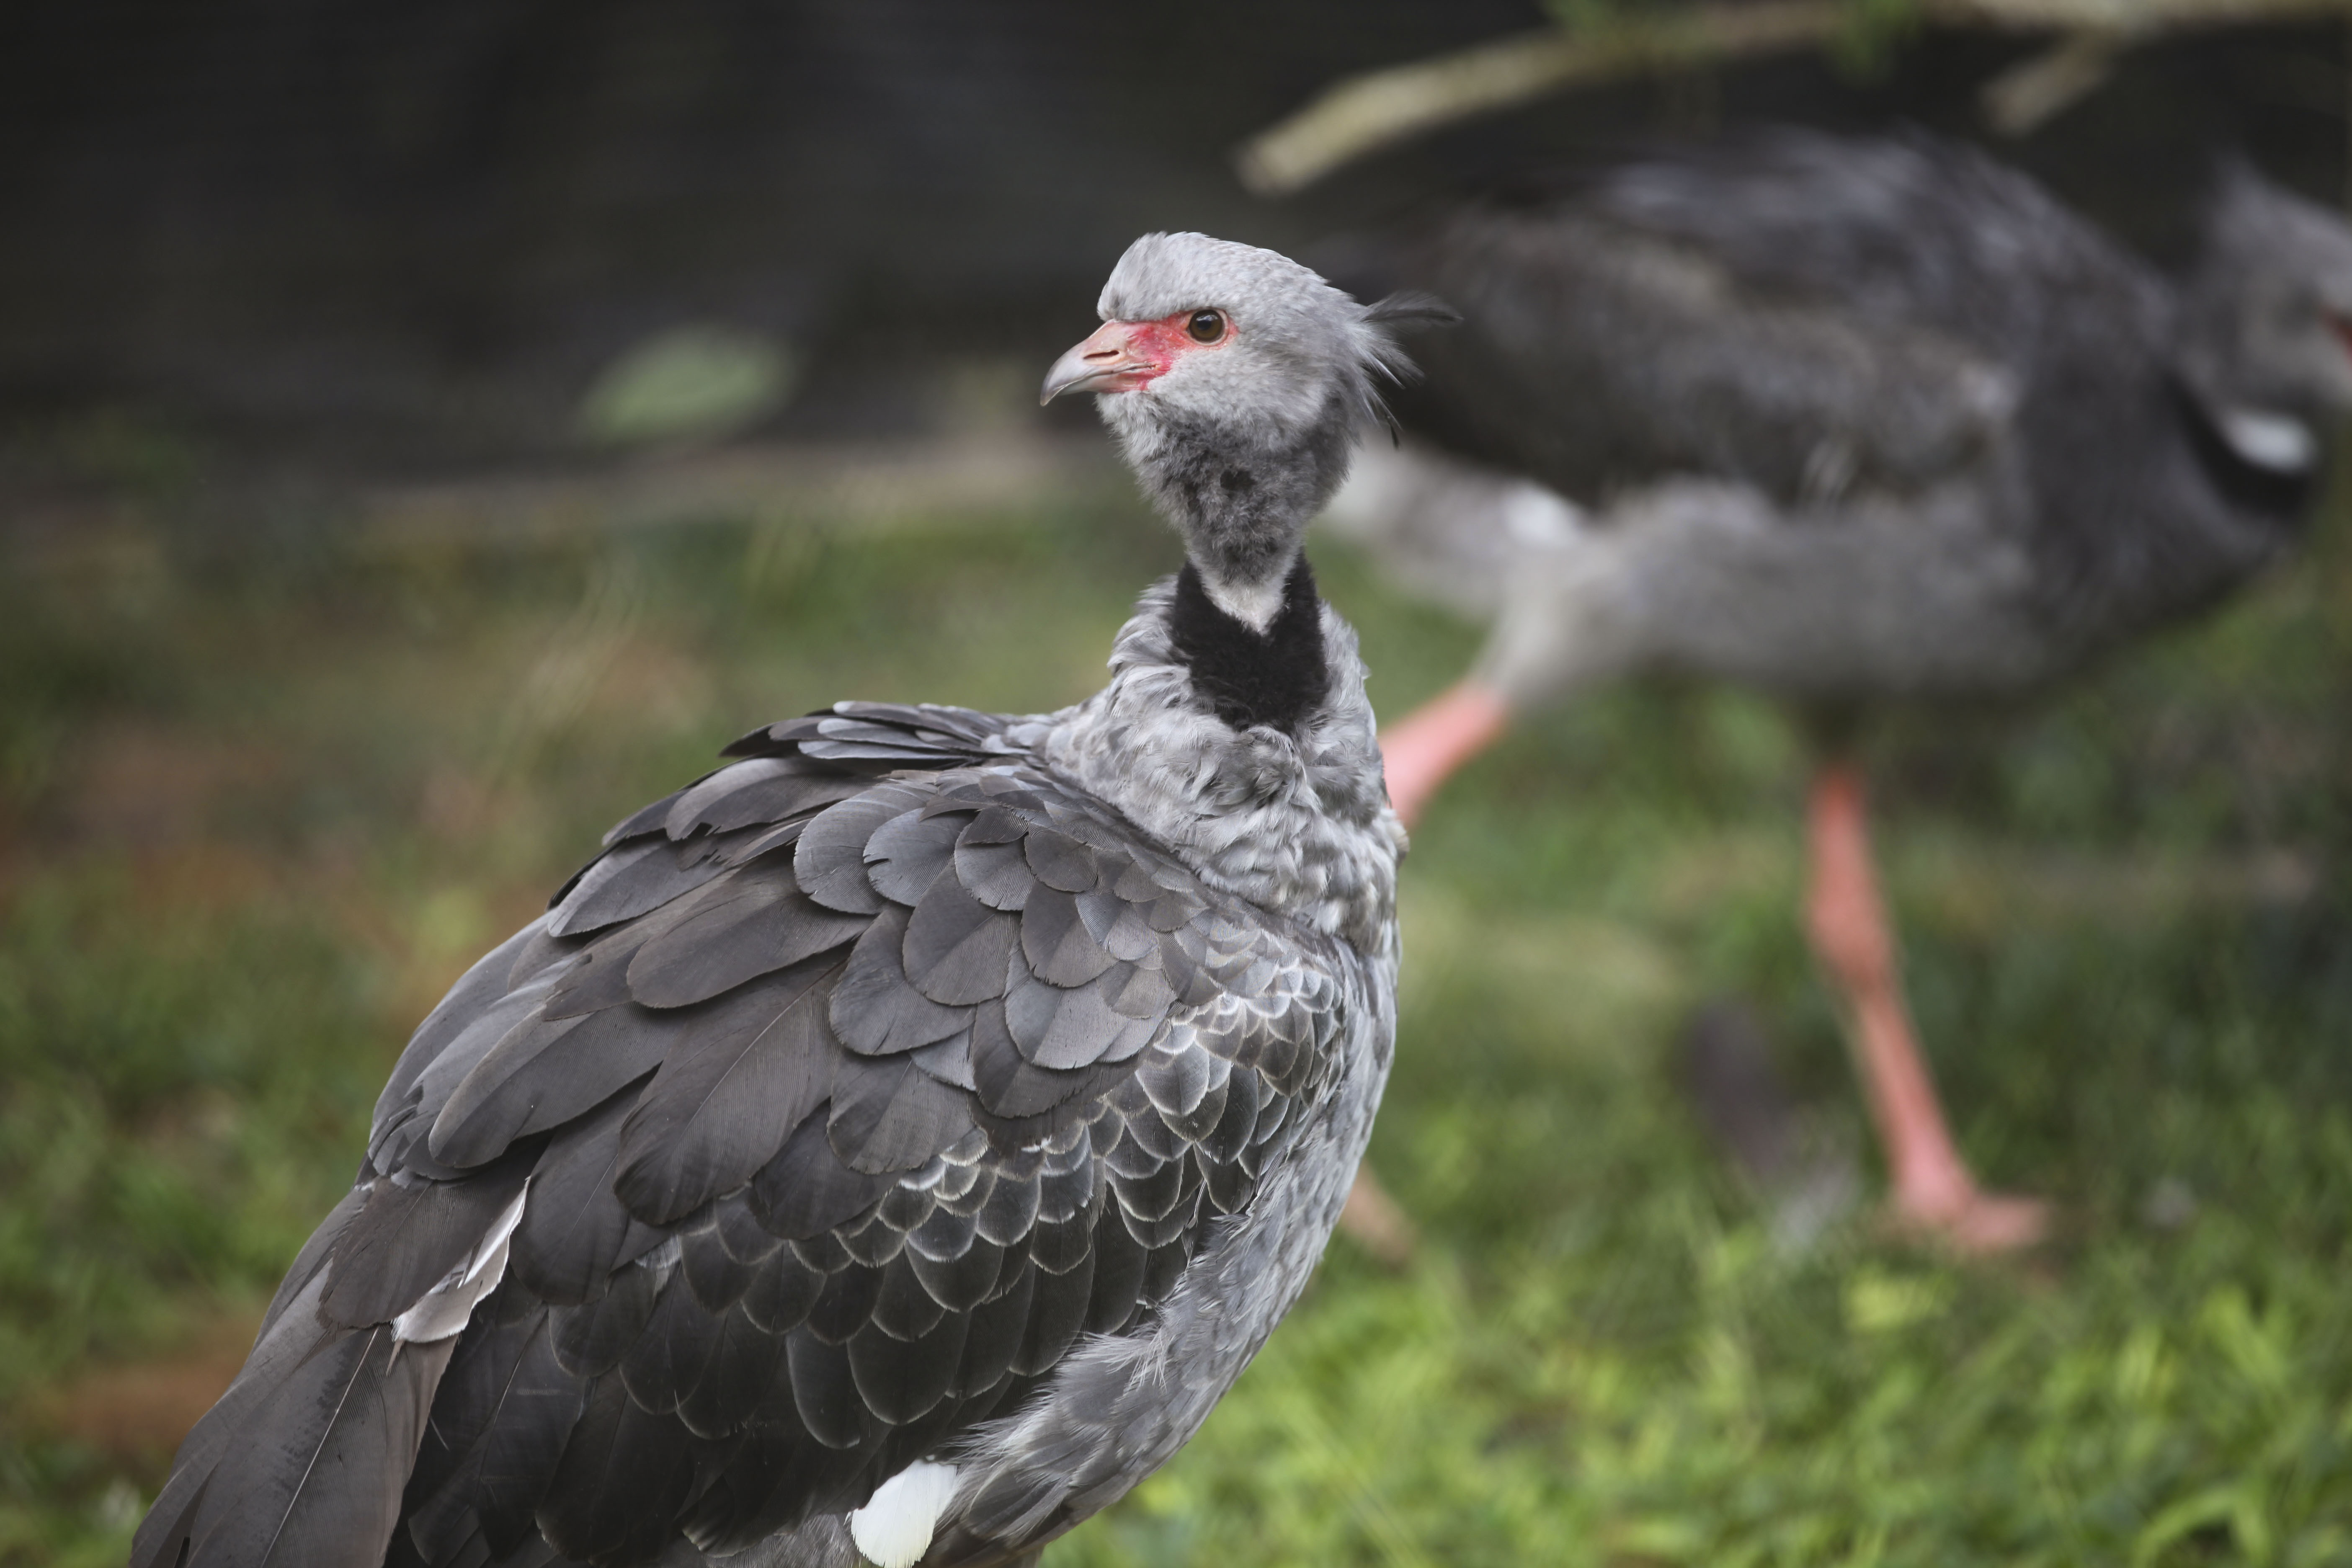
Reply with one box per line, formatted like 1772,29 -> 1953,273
1501,478 -> 1584,549
393,1184 -> 529,1343
2218,407 -> 2319,473
848,1460 -> 960,1568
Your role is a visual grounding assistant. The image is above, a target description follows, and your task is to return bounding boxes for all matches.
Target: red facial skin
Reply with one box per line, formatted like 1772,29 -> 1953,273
1086,309 -> 1234,392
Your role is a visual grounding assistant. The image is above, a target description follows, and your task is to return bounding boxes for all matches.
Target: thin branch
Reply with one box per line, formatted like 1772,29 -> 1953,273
1235,0 -> 2352,196
1235,3 -> 1837,197
1946,0 -> 2348,26
1979,29 -> 2122,134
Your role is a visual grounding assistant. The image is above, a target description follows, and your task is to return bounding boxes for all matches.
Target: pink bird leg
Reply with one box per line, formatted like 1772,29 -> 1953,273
1806,764 -> 2048,1253
1379,679 -> 1514,828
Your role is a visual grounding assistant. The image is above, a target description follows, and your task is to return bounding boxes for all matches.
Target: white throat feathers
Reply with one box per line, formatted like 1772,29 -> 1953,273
1198,566 -> 1289,633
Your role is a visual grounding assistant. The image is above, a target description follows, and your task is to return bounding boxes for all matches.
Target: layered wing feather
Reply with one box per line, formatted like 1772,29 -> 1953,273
136,701 -> 1349,1568
1359,133 -> 2077,509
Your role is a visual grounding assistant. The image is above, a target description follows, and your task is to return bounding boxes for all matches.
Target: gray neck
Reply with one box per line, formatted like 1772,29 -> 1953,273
1106,395 -> 1359,633
1029,579 -> 1403,950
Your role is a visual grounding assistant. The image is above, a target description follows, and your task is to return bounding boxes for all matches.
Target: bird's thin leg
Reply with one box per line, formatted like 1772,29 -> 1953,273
1805,763 -> 2047,1253
1379,679 -> 1513,828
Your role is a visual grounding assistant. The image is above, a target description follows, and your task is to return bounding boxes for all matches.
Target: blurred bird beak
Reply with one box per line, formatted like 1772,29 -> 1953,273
1041,321 -> 1153,404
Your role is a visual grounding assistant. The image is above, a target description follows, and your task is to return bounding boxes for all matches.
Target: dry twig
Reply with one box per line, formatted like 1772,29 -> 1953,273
1236,0 -> 2352,194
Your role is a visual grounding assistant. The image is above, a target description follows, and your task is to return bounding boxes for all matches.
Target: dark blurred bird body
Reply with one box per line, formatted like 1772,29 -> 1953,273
1329,131 -> 2352,1249
1347,132 -> 2341,707
134,234 -> 1425,1568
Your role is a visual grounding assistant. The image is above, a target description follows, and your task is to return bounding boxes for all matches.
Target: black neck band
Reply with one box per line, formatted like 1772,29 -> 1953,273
1167,557 -> 1331,735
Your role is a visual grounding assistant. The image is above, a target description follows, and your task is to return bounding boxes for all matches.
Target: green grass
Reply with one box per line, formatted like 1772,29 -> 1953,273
2,469 -> 2348,1566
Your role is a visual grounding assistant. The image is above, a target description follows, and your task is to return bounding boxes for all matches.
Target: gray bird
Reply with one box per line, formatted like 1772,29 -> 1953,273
132,233 -> 1439,1568
1326,131 -> 2352,1253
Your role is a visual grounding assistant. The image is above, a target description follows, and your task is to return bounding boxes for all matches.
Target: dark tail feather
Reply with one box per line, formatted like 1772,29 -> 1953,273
253,1186 -> 366,1343
133,1271 -> 340,1568
131,1271 -> 458,1568
134,1479 -> 207,1568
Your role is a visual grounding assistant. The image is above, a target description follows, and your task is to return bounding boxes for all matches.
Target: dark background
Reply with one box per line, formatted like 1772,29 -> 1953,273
3,0 -> 2346,476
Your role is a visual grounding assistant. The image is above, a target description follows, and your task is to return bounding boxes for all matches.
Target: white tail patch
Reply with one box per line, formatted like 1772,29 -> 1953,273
848,1460 -> 959,1568
394,1184 -> 529,1343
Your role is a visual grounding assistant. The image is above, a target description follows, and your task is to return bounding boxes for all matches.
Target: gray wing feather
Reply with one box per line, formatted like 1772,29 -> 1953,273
547,837 -> 718,939
865,807 -> 968,904
624,879 -> 867,1010
1390,134 -> 2051,508
399,1303 -> 584,1563
253,1184 -> 366,1340
611,960 -> 842,1224
794,783 -> 934,913
749,1109 -> 897,1240
130,1271 -> 457,1568
371,922 -> 551,1144
131,1271 -> 340,1568
828,1058 -> 980,1174
508,1091 -> 642,1305
903,874 -> 1022,1005
424,1005 -> 662,1171
320,1153 -> 534,1328
137,704 -> 1352,1568
830,904 -> 976,1055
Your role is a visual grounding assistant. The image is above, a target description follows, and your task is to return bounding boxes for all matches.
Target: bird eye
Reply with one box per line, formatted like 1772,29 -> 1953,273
1186,309 -> 1226,343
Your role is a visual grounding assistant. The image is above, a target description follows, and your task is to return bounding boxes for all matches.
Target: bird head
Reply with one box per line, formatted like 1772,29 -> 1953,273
2186,161 -> 2352,432
1044,232 -> 1452,624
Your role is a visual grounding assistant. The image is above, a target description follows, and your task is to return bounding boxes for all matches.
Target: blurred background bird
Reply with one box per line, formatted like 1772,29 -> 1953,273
1325,128 -> 2352,1252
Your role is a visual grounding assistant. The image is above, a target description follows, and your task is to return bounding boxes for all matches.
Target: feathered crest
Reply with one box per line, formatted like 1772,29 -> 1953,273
1354,290 -> 1459,421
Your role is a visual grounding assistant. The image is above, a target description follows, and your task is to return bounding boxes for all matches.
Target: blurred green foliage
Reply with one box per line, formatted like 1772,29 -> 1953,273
0,461 -> 2347,1565
579,327 -> 801,449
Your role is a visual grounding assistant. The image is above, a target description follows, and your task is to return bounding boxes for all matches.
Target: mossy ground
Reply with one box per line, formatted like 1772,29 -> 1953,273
3,468 -> 2348,1566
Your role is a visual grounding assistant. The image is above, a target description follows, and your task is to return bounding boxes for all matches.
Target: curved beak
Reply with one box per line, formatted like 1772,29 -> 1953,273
1040,320 -> 1153,405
